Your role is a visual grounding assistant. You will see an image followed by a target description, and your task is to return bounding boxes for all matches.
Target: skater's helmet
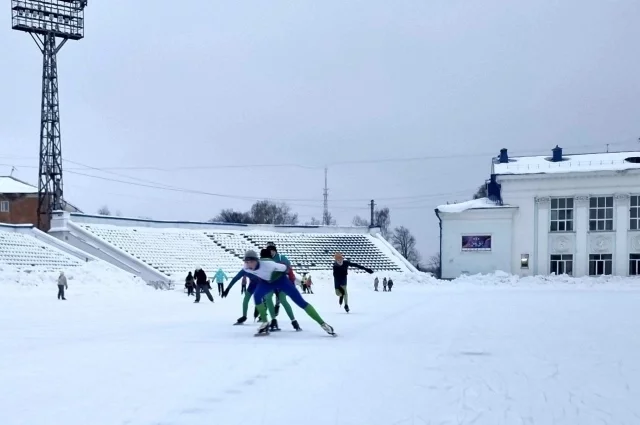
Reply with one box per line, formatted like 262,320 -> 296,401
259,248 -> 271,259
243,250 -> 259,261
266,241 -> 277,251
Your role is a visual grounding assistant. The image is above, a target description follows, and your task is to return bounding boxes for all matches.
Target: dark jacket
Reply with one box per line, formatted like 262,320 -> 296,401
333,260 -> 368,287
194,269 -> 208,285
185,273 -> 195,287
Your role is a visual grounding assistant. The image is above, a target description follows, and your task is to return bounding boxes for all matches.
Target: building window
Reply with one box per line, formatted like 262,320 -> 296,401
550,197 -> 574,232
589,254 -> 613,276
550,254 -> 573,275
0,200 -> 9,213
630,196 -> 640,230
629,254 -> 640,276
589,196 -> 613,231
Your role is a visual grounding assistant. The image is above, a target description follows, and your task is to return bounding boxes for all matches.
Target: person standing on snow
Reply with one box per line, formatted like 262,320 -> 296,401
233,249 -> 335,336
374,277 -> 379,292
305,274 -> 314,294
194,267 -> 214,303
213,268 -> 228,296
57,271 -> 68,300
185,271 -> 195,296
332,252 -> 373,313
382,277 -> 388,292
388,278 -> 394,292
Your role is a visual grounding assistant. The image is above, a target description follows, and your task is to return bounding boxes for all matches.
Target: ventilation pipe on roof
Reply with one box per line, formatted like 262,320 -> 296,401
499,148 -> 509,163
552,145 -> 563,162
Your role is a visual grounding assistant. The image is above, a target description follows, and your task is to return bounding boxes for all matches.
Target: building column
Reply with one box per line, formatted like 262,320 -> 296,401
574,196 -> 589,277
614,193 -> 630,276
535,196 -> 550,275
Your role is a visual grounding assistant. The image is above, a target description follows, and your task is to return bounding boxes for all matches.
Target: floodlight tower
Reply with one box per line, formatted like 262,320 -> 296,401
11,0 -> 87,228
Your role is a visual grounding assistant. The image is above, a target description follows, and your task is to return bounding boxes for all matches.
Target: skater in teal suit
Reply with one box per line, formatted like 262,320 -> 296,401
232,249 -> 335,336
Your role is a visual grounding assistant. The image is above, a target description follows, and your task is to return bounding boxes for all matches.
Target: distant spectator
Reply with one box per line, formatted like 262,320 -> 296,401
383,277 -> 388,292
214,268 -> 228,296
241,275 -> 248,294
300,273 -> 308,292
185,272 -> 195,296
387,278 -> 394,292
194,267 -> 214,303
57,271 -> 68,300
305,274 -> 314,294
374,277 -> 379,292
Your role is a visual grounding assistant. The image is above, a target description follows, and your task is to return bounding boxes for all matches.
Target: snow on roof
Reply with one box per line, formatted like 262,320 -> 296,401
0,176 -> 37,194
493,151 -> 640,176
436,197 -> 513,213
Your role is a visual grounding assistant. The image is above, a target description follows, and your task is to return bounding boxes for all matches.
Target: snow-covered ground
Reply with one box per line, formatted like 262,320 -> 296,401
2,268 -> 640,425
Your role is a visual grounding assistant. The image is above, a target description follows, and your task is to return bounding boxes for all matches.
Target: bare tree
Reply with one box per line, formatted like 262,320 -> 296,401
391,226 -> 421,263
322,211 -> 337,226
306,217 -> 321,225
375,207 -> 391,238
250,200 -> 298,225
472,183 -> 487,199
425,252 -> 441,278
210,209 -> 253,224
97,205 -> 111,216
352,215 -> 369,226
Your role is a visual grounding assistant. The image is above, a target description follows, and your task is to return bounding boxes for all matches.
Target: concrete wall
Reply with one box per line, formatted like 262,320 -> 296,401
440,208 -> 516,279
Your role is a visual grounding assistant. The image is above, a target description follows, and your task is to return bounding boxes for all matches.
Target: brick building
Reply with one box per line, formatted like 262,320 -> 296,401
0,176 -> 81,231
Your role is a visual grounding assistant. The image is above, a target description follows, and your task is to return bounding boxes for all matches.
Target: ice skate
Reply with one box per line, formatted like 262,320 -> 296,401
255,321 -> 270,336
234,315 -> 247,325
269,319 -> 281,332
344,304 -> 350,313
291,319 -> 302,331
321,323 -> 336,336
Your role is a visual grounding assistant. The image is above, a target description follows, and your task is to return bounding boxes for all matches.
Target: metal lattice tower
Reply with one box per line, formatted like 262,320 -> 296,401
11,0 -> 88,228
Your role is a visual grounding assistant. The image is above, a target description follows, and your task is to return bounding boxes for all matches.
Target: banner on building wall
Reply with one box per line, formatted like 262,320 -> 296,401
461,235 -> 492,251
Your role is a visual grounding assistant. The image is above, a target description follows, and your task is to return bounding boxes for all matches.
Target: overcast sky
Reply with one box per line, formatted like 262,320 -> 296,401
1,0 -> 639,258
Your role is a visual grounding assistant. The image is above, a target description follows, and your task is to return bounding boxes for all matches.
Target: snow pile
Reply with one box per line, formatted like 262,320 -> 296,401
0,261 -> 150,296
452,270 -> 640,287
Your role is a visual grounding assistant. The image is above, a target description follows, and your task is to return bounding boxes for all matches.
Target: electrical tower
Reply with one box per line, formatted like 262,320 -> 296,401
322,167 -> 329,225
11,0 -> 88,228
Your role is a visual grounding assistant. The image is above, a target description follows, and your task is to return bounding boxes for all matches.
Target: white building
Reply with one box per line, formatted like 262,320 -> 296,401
435,146 -> 640,279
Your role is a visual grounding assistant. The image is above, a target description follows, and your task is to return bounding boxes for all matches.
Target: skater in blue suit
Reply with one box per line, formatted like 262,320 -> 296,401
229,249 -> 335,336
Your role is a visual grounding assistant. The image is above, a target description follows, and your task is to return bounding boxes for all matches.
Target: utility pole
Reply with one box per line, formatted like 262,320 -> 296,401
323,167 -> 329,225
369,199 -> 375,228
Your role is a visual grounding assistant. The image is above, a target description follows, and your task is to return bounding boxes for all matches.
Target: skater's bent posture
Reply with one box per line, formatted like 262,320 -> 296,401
382,277 -> 388,292
194,267 -> 214,303
223,264 -> 297,329
333,252 -> 373,312
264,242 -> 298,330
233,249 -> 335,336
374,277 -> 379,292
57,271 -> 68,300
213,268 -> 228,296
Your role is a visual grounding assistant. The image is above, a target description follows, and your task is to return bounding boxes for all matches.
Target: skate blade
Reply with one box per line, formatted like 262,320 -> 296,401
254,332 -> 270,337
233,322 -> 244,326
270,328 -> 282,332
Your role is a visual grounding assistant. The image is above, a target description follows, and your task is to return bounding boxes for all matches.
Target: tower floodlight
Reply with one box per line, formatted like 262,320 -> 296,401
11,0 -> 88,229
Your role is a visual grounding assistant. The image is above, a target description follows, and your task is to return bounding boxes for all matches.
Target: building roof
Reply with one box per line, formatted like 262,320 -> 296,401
493,151 -> 640,176
436,197 -> 515,214
0,176 -> 38,194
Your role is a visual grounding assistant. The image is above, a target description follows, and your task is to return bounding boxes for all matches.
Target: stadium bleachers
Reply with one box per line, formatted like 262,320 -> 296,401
76,222 -> 404,280
0,229 -> 83,270
79,224 -> 243,278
